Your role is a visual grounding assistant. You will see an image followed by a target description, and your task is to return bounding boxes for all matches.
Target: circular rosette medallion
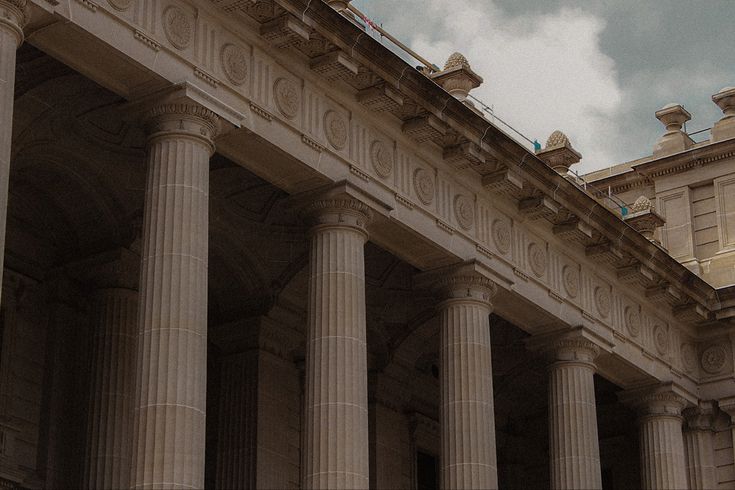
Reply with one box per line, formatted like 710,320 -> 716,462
324,110 -> 348,150
370,140 -> 393,178
221,43 -> 248,86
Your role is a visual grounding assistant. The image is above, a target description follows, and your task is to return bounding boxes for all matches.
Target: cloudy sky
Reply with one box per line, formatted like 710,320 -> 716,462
351,0 -> 735,173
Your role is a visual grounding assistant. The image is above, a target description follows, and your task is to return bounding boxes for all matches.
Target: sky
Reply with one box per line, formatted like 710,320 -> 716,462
351,0 -> 735,173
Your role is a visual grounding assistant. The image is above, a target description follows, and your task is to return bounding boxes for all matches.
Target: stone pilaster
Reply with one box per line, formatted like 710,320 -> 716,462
130,100 -> 218,489
302,198 -> 371,490
84,288 -> 138,490
622,385 -> 688,490
547,337 -> 602,489
683,403 -> 716,490
0,0 -> 26,309
431,264 -> 498,490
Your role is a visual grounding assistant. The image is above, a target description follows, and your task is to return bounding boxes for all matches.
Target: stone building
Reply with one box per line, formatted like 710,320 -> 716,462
0,0 -> 732,489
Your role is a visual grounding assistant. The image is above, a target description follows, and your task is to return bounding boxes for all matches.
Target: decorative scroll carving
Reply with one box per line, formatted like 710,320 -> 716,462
454,195 -> 474,230
163,6 -> 195,50
370,140 -> 393,178
492,219 -> 511,254
413,168 -> 435,205
594,287 -> 611,318
324,111 -> 347,150
562,265 -> 579,298
528,243 -> 547,277
274,78 -> 299,119
701,344 -> 727,374
221,43 -> 248,86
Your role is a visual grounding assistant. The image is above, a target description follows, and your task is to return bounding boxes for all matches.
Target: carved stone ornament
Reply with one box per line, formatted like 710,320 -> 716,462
274,78 -> 299,119
413,168 -> 435,205
562,265 -> 579,298
492,219 -> 511,254
701,344 -> 727,374
624,306 -> 641,337
594,286 -> 611,318
454,195 -> 474,230
108,0 -> 132,10
163,6 -> 195,50
370,140 -> 393,178
324,110 -> 348,150
220,43 -> 248,86
681,343 -> 697,373
653,325 -> 668,355
528,243 -> 547,277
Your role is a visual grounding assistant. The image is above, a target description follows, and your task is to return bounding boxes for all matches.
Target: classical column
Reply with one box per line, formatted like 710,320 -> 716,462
302,198 -> 371,490
85,288 -> 138,489
622,386 -> 688,490
215,351 -> 258,490
0,0 -> 26,307
546,336 -> 602,489
130,100 -> 218,489
683,403 -> 716,490
435,265 -> 498,490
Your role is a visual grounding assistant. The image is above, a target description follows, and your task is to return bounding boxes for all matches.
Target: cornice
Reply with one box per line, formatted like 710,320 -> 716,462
272,0 -> 718,316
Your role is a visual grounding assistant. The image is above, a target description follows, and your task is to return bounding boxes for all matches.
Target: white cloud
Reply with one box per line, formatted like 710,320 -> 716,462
402,0 -> 625,172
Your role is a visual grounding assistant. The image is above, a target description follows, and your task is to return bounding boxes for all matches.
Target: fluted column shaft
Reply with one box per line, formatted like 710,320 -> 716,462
547,340 -> 602,490
85,288 -> 138,490
0,1 -> 25,308
303,199 -> 371,490
637,394 -> 688,490
131,101 -> 218,489
683,405 -> 716,490
437,273 -> 498,490
215,352 -> 258,490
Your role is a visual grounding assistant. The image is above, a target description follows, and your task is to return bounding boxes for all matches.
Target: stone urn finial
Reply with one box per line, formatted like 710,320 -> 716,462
535,130 -> 582,176
430,52 -> 483,102
712,86 -> 735,141
624,195 -> 665,244
653,103 -> 694,157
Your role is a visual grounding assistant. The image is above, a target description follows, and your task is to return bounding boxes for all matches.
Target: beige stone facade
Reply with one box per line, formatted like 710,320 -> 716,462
0,0 -> 732,489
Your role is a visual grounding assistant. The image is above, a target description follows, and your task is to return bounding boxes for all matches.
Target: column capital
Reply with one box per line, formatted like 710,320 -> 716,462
683,401 -> 716,431
144,100 -> 219,152
717,396 -> 735,425
0,0 -> 28,44
526,326 -> 609,366
303,197 -> 373,235
619,383 -> 691,418
415,259 -> 498,307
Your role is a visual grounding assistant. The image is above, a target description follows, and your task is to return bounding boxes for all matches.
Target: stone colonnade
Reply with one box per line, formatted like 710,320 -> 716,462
0,2 -> 720,488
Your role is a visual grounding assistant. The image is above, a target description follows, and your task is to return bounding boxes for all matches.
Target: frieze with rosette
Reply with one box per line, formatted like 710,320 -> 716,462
324,110 -> 348,150
454,195 -> 474,230
370,140 -> 393,179
413,168 -> 435,205
624,305 -> 641,337
653,324 -> 668,355
492,219 -> 511,255
594,286 -> 611,318
528,243 -> 547,277
220,43 -> 248,86
700,344 -> 728,375
162,5 -> 195,50
273,78 -> 300,119
108,0 -> 132,10
680,343 -> 697,374
561,265 -> 579,298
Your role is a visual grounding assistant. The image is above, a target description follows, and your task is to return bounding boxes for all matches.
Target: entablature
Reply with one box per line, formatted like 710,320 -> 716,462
22,0 -> 734,391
